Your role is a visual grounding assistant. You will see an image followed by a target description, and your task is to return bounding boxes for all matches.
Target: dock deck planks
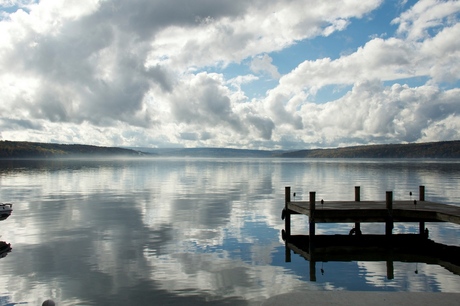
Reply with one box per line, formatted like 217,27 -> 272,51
286,200 -> 460,224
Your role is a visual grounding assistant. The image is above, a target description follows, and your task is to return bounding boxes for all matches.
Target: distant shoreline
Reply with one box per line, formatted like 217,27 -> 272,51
1,140 -> 459,159
277,140 -> 460,159
0,140 -> 146,159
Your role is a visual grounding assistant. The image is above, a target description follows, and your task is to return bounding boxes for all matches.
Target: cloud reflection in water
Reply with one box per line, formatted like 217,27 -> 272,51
0,158 -> 459,305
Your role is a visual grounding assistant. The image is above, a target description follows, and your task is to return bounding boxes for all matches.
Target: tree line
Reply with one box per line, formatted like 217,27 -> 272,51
0,141 -> 142,158
279,141 -> 460,158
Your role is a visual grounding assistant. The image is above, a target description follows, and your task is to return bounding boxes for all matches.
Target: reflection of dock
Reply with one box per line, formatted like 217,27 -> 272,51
283,234 -> 460,281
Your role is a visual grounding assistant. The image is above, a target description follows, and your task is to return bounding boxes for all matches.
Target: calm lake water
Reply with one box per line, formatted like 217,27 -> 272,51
0,158 -> 459,305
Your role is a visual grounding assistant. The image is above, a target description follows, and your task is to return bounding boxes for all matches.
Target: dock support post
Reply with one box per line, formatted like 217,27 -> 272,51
355,186 -> 360,202
386,260 -> 394,280
285,187 -> 291,238
418,186 -> 425,236
285,243 -> 291,262
385,191 -> 393,236
354,186 -> 361,234
310,260 -> 316,282
419,186 -> 425,201
309,192 -> 316,251
419,221 -> 425,236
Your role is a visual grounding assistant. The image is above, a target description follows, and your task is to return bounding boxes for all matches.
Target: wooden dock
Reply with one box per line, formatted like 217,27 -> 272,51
282,186 -> 460,238
281,185 -> 460,281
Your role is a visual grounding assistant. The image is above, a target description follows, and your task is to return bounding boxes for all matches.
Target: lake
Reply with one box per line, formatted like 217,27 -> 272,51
0,158 -> 459,305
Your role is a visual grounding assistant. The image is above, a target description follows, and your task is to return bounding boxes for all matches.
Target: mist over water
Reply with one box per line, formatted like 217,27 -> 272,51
0,158 -> 459,305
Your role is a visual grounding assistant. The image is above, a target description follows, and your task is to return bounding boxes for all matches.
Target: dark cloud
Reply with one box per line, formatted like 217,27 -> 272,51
200,131 -> 212,140
180,132 -> 199,141
170,73 -> 246,134
247,115 -> 275,140
106,0 -> 250,39
268,93 -> 304,129
0,117 -> 42,130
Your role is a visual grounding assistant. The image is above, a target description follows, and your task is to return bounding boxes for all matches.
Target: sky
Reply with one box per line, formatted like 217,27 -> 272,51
0,0 -> 459,150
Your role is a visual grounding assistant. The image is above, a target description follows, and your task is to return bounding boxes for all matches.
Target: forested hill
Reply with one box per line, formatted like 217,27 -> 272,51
1,140 -> 459,159
0,141 -> 145,158
279,141 -> 460,158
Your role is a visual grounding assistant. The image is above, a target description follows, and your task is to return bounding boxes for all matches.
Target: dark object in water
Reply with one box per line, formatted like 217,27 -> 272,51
0,241 -> 12,259
0,203 -> 12,221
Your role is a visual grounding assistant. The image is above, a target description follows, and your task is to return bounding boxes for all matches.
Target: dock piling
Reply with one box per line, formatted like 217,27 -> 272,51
285,187 -> 291,238
419,186 -> 425,201
354,186 -> 361,234
354,186 -> 360,202
386,260 -> 394,280
419,222 -> 425,236
285,244 -> 291,262
386,191 -> 393,236
309,191 -> 316,251
284,187 -> 292,262
419,186 -> 426,235
310,260 -> 316,282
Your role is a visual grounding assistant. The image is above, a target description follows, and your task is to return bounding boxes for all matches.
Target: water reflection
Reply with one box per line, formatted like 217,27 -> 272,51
0,158 -> 459,304
283,234 -> 460,281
